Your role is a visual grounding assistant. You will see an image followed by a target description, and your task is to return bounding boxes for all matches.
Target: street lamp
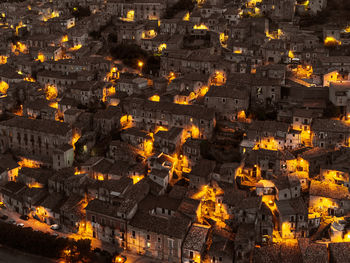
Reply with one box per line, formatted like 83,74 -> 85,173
138,61 -> 144,75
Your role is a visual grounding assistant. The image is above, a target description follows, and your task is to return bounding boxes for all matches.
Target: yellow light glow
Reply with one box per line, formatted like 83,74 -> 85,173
191,185 -> 228,227
42,11 -> 59,22
28,182 -> 43,188
97,174 -> 104,181
11,42 -> 28,55
142,29 -> 157,39
247,0 -> 262,8
45,84 -> 58,100
35,206 -> 49,220
282,222 -> 293,238
265,29 -> 283,40
68,44 -> 82,51
120,115 -> 133,129
71,131 -> 81,150
292,64 -> 313,79
14,105 -> 23,116
158,43 -> 167,53
155,126 -> 168,134
130,175 -> 144,184
102,86 -> 116,102
210,71 -> 225,86
324,36 -> 341,46
190,125 -> 200,138
237,110 -> 246,120
106,67 -> 119,81
24,76 -> 35,82
220,33 -> 228,48
234,50 -> 242,54
61,35 -> 68,43
15,21 -> 26,36
193,24 -> 208,30
121,10 -> 135,21
36,52 -> 45,63
168,72 -> 176,83
183,12 -> 190,21
0,56 -> 7,64
253,137 -> 278,151
143,139 -> 153,157
18,157 -> 42,168
288,50 -> 294,59
149,95 -> 160,102
138,61 -> 144,68
0,81 -> 9,94
77,220 -> 93,237
49,101 -> 58,109
181,155 -> 191,173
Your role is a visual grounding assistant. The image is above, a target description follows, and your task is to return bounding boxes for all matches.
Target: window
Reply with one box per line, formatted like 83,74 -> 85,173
147,242 -> 151,248
132,231 -> 136,238
190,251 -> 193,258
147,234 -> 150,240
168,238 -> 174,248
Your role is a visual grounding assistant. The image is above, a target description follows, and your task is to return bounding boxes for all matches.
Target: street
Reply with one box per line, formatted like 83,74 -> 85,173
0,208 -> 162,263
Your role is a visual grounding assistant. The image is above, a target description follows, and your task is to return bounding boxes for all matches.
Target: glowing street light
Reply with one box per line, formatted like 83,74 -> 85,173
138,61 -> 144,75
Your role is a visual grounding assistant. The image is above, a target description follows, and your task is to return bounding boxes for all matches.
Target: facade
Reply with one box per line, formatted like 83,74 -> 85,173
0,117 -> 72,164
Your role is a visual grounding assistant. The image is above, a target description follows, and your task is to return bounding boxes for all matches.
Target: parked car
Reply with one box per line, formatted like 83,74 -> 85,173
50,224 -> 60,230
8,220 -> 15,224
0,214 -> 8,220
113,255 -> 127,263
17,223 -> 24,227
52,233 -> 59,237
19,215 -> 29,221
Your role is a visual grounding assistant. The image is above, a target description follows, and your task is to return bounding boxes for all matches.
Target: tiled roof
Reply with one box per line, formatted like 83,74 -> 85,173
0,116 -> 71,136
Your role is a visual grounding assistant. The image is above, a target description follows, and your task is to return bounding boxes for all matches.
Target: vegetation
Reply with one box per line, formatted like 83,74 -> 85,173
249,106 -> 277,121
164,0 -> 196,19
299,0 -> 350,27
324,102 -> 341,118
0,222 -> 97,262
109,44 -> 160,74
72,6 -> 91,19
